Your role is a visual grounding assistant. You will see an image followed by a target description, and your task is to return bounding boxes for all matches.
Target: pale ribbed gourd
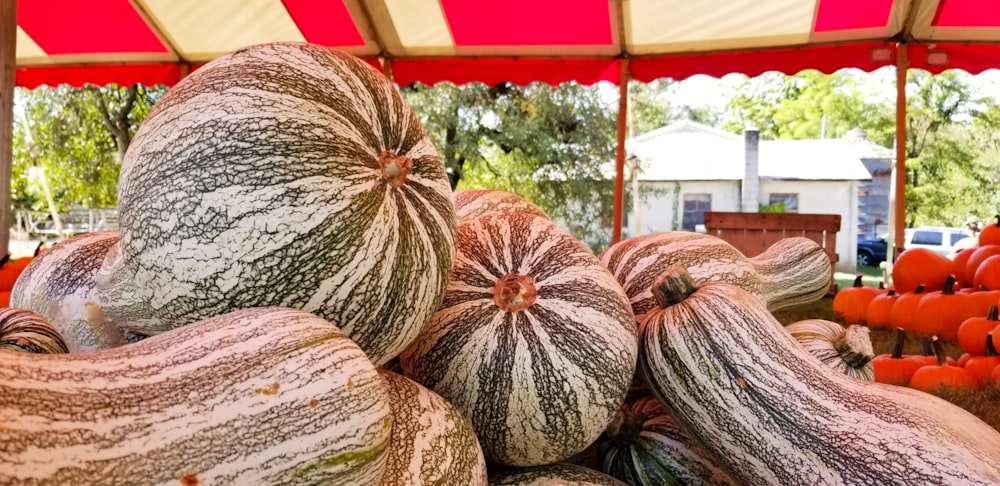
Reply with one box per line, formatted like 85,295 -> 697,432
0,307 -> 391,484
0,307 -> 67,354
785,318 -> 875,381
400,212 -> 637,467
599,232 -> 831,324
599,396 -> 735,485
377,370 -> 487,486
490,463 -> 627,486
11,231 -> 127,352
639,266 -> 1000,485
95,42 -> 455,366
453,189 -> 549,223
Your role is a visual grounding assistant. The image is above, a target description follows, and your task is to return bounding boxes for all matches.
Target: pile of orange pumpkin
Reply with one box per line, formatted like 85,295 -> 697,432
832,217 -> 1000,393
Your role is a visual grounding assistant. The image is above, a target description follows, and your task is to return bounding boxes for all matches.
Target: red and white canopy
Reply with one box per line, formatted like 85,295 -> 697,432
10,0 -> 1000,88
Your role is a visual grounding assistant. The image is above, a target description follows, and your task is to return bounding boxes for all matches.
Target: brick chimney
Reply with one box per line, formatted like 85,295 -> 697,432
742,127 -> 760,212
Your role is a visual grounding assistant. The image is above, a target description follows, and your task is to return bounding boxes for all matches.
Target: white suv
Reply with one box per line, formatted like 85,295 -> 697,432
903,227 -> 972,257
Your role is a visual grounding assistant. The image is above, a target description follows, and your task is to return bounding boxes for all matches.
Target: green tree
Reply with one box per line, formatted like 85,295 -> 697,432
12,84 -> 165,212
403,81 -> 619,250
722,70 -> 894,146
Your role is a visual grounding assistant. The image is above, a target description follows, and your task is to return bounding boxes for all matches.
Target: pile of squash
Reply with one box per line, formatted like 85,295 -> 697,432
832,226 -> 1000,394
2,42 -> 1000,485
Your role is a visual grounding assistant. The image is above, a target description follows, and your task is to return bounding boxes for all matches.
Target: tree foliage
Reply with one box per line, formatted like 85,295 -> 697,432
403,81 -> 619,250
723,68 -> 1000,229
12,84 -> 165,211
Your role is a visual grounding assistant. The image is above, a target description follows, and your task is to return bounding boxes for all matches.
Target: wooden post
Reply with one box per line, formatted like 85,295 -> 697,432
0,0 -> 16,257
892,45 -> 908,264
613,58 -> 629,244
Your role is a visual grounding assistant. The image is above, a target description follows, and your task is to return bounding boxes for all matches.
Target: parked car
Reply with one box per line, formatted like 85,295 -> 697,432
857,227 -> 973,267
904,227 -> 972,257
857,236 -> 888,267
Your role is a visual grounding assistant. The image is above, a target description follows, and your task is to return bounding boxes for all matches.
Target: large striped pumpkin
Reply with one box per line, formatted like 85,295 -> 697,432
11,231 -> 127,352
600,232 -> 830,324
0,307 -> 391,484
378,370 -> 487,486
400,212 -> 637,467
453,189 -> 548,223
95,42 -> 456,366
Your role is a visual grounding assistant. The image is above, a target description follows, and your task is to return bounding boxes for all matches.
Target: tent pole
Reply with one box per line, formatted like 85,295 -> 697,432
0,0 -> 16,258
613,58 -> 629,244
892,44 -> 908,265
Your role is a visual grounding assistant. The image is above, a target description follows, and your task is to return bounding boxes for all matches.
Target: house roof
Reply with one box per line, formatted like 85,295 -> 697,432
628,120 -> 875,182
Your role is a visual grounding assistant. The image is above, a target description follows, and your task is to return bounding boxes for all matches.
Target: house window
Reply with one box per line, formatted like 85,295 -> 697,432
682,194 -> 711,231
768,193 -> 799,213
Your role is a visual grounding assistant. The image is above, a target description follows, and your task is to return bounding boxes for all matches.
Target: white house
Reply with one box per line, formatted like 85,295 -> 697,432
624,120 -> 874,272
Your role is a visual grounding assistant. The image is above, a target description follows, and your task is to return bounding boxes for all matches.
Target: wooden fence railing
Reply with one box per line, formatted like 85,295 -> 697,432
12,208 -> 119,240
703,211 -> 841,295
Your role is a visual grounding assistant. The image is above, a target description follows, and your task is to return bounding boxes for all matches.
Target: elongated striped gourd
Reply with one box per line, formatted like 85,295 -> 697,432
600,396 -> 735,485
400,212 -> 637,467
453,189 -> 548,223
95,42 -> 456,366
0,307 -> 392,484
599,232 -> 830,324
490,463 -> 627,486
786,319 -> 875,381
640,267 -> 1000,485
378,370 -> 487,485
11,231 -> 127,352
0,307 -> 67,354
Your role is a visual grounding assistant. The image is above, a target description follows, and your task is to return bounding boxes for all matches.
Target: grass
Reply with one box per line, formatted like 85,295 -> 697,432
833,264 -> 885,290
774,297 -> 1000,433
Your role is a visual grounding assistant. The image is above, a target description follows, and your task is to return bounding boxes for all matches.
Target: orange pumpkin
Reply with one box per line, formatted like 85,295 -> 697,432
909,337 -> 977,394
912,275 -> 977,342
952,247 -> 977,288
978,214 -> 1000,246
965,244 -> 1000,286
832,274 -> 882,324
957,304 -> 1000,355
872,328 -> 924,386
891,248 -> 953,294
888,284 -> 926,334
963,333 -> 1000,386
973,254 -> 1000,290
865,289 -> 898,329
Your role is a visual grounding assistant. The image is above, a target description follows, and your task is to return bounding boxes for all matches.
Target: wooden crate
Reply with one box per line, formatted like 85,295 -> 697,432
703,211 -> 841,295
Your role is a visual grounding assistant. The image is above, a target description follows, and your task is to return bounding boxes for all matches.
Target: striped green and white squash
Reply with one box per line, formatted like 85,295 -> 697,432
600,396 -> 735,486
0,307 -> 68,354
95,42 -> 456,366
639,267 -> 1000,485
0,306 -> 392,484
490,463 -> 627,486
453,189 -> 548,223
378,370 -> 487,486
600,232 -> 830,324
11,231 -> 127,352
400,212 -> 637,467
786,319 -> 875,381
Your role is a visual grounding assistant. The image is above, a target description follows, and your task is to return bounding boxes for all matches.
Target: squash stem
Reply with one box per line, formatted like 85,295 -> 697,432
988,304 -> 999,322
604,407 -> 642,445
891,327 -> 906,359
985,333 -> 998,358
930,336 -> 947,367
651,266 -> 698,309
